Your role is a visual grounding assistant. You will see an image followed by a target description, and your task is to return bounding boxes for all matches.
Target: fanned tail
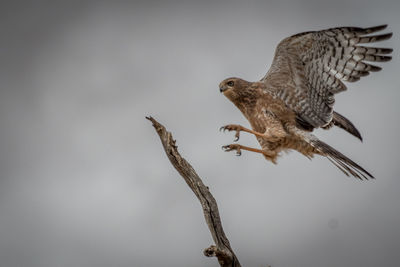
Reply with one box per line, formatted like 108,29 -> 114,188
310,139 -> 373,180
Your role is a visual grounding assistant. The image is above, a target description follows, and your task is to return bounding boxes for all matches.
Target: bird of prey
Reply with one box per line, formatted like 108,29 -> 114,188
219,25 -> 392,179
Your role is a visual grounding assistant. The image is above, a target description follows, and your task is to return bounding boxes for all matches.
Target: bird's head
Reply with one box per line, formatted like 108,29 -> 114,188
219,77 -> 252,103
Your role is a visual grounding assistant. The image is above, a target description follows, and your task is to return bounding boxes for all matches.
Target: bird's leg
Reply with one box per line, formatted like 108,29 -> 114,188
222,144 -> 266,156
220,124 -> 265,141
222,144 -> 278,163
220,124 -> 283,142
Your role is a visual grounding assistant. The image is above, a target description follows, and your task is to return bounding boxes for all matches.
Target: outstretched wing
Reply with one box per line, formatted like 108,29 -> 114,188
262,25 -> 392,128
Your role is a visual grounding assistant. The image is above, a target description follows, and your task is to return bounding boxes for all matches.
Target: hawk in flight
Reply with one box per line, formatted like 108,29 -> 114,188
220,25 -> 392,179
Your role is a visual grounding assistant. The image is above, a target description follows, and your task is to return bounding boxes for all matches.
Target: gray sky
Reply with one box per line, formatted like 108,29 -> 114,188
0,0 -> 399,266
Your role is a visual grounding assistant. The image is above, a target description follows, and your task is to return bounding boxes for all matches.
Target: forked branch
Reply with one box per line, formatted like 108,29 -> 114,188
146,116 -> 241,267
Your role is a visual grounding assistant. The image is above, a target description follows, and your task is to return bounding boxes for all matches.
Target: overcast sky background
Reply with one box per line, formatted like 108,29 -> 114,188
0,1 -> 399,266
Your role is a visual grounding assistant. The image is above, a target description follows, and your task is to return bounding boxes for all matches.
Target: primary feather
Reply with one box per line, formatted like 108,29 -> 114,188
262,25 -> 392,128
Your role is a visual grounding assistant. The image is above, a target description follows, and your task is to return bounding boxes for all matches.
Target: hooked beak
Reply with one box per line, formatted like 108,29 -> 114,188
219,83 -> 227,93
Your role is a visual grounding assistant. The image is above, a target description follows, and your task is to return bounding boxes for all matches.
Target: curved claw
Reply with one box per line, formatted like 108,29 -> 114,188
234,132 -> 240,142
221,145 -> 231,151
220,125 -> 232,133
235,150 -> 241,156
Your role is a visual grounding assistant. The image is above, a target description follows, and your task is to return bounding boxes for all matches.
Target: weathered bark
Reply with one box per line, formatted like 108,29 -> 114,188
146,116 -> 241,267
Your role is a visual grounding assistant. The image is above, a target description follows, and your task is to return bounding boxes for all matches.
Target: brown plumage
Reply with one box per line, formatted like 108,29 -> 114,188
220,25 -> 393,179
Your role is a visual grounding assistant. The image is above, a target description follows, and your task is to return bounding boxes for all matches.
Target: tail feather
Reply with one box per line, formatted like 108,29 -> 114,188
310,139 -> 373,180
332,111 -> 363,141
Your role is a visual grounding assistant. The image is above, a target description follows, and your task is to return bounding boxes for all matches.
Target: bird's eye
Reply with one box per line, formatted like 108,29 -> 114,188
227,81 -> 234,87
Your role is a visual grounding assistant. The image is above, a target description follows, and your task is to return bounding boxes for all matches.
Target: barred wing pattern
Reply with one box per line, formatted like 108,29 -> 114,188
263,25 -> 392,128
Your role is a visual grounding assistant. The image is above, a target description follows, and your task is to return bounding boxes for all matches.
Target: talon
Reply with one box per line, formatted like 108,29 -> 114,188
222,144 -> 243,156
234,132 -> 240,142
220,124 -> 243,142
222,144 -> 232,152
222,145 -> 231,151
219,125 -> 230,133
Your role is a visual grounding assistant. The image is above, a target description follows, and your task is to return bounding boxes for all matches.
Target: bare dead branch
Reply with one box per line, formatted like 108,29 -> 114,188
146,116 -> 241,267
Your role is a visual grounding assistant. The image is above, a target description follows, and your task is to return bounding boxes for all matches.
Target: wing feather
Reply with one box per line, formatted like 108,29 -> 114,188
262,25 -> 393,128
